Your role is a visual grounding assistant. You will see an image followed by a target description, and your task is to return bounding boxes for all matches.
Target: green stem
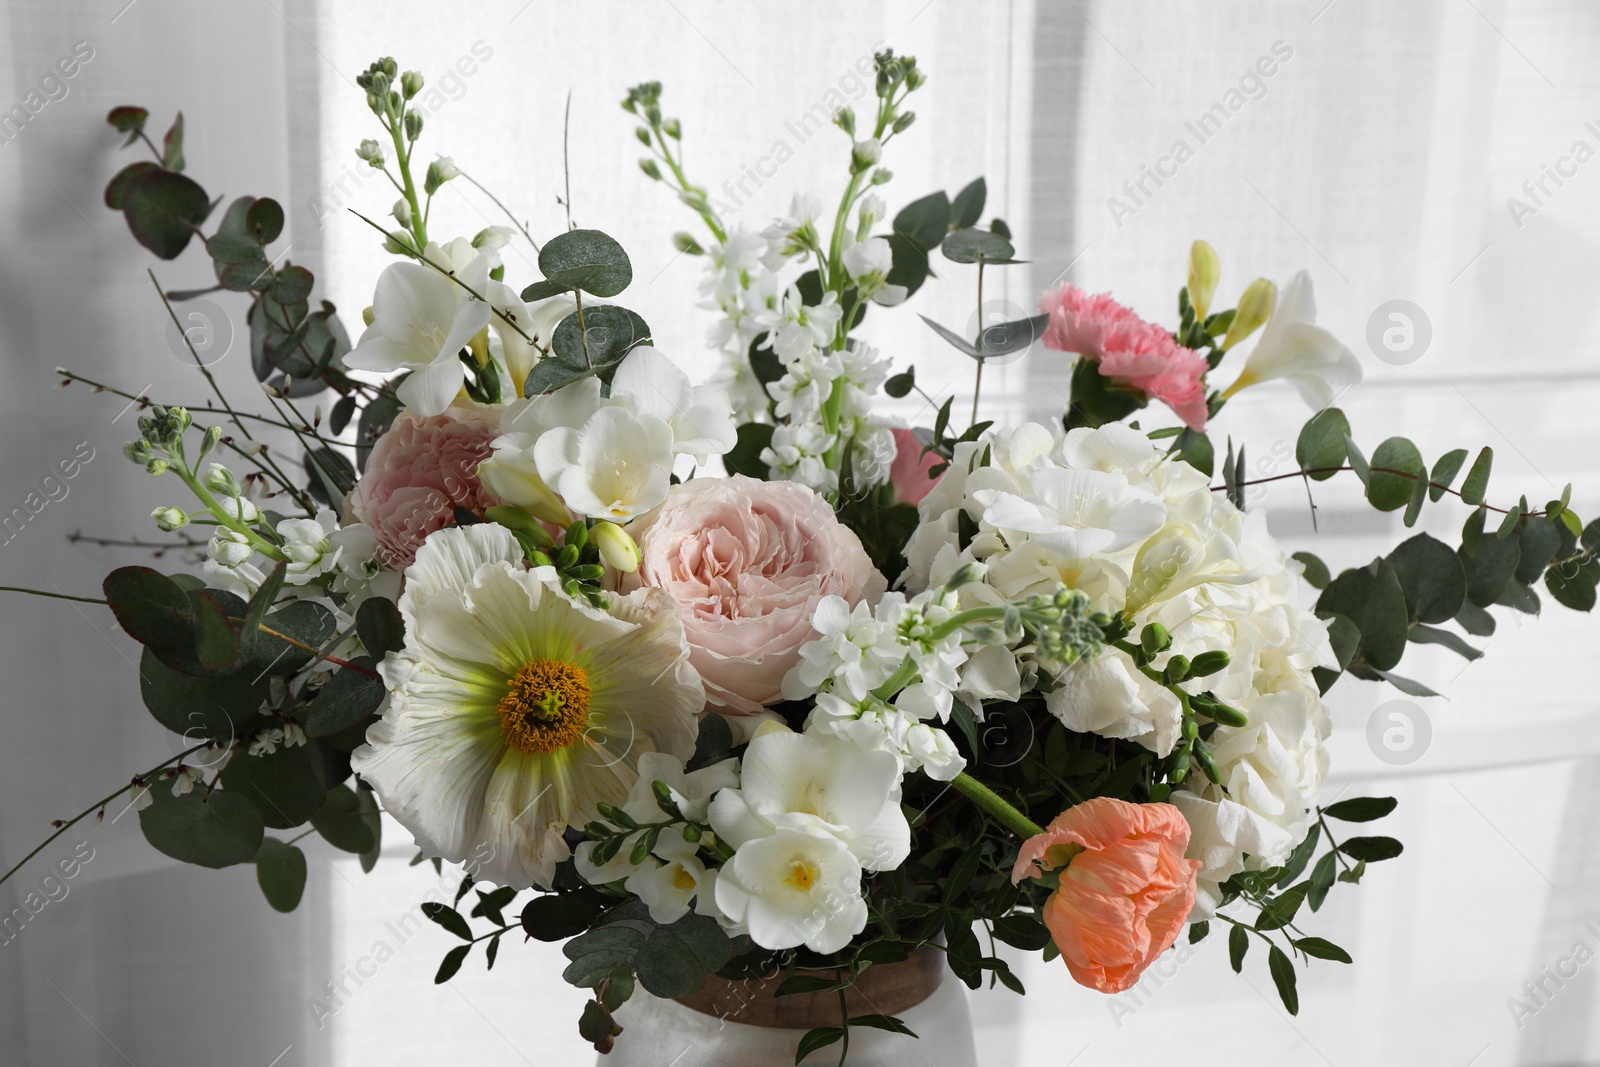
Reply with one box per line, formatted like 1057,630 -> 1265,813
0,586 -> 106,605
948,772 -> 1044,839
386,113 -> 428,248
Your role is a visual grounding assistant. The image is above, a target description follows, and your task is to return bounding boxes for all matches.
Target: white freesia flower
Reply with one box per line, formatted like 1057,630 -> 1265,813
345,238 -> 493,416
351,524 -> 704,889
626,853 -> 713,925
609,346 -> 738,462
1221,269 -> 1361,409
979,467 -> 1166,560
708,727 -> 910,872
533,405 -> 675,521
713,823 -> 868,953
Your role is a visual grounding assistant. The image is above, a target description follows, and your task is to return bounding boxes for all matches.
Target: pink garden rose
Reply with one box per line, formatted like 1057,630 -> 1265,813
1039,284 -> 1210,432
1012,797 -> 1200,994
627,475 -> 886,714
889,427 -> 941,506
347,405 -> 503,569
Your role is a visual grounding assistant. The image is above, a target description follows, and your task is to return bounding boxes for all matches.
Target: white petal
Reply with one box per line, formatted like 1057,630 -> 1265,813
397,356 -> 466,417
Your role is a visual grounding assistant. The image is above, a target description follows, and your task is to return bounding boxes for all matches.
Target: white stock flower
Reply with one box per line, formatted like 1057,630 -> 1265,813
345,239 -> 493,416
1222,270 -> 1361,409
275,509 -> 341,585
782,596 -> 901,701
759,286 -> 842,362
761,422 -> 838,494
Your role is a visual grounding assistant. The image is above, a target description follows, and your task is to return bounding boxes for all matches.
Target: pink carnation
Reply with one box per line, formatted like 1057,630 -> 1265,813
1039,285 -> 1209,431
889,427 -> 942,506
348,405 -> 503,570
626,476 -> 886,714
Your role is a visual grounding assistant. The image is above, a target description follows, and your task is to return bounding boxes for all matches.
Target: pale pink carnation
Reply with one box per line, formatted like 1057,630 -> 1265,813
1039,285 -> 1210,431
889,427 -> 942,506
626,476 -> 886,714
348,405 -> 503,569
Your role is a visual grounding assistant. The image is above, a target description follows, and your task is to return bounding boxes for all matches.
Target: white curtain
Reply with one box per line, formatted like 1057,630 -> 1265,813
1,2 -> 1597,1065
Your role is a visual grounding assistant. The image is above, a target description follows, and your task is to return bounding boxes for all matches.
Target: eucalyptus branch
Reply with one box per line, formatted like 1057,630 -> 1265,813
1214,464 -> 1547,518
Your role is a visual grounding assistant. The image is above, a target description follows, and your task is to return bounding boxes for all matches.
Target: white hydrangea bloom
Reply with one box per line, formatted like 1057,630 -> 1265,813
899,421 -> 1340,913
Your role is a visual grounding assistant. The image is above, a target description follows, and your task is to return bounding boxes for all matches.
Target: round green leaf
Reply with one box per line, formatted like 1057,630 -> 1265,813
1294,409 -> 1352,481
941,226 -> 1014,264
121,168 -> 213,259
139,646 -> 270,739
220,742 -> 329,829
547,306 -> 652,383
255,838 -> 308,912
244,600 -> 338,675
893,191 -> 951,249
139,787 -> 264,869
270,265 -> 314,305
1366,437 -> 1424,512
311,785 -> 376,853
355,597 -> 405,659
245,197 -> 285,244
1547,558 -> 1599,612
105,160 -> 159,210
205,232 -> 268,266
303,657 -> 386,738
1386,533 -> 1467,624
537,229 -> 633,298
106,105 -> 149,134
1459,530 -> 1520,608
1514,517 -> 1562,584
1316,561 -> 1410,671
104,566 -> 193,650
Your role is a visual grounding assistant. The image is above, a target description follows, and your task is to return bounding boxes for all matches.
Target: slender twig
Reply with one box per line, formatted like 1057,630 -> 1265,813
562,92 -> 574,232
150,270 -> 254,442
0,586 -> 106,605
345,210 -> 535,342
0,742 -> 208,890
459,170 -> 541,252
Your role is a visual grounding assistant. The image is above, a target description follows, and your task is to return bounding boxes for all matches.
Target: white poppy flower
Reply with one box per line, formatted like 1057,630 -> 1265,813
345,242 -> 493,416
713,823 -> 869,953
351,524 -> 704,889
1222,270 -> 1362,409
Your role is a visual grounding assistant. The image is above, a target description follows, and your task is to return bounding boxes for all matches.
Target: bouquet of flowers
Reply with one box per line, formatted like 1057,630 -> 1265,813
9,48 -> 1597,1060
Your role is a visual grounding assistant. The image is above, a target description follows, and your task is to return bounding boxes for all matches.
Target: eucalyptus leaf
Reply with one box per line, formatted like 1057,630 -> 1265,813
255,837 -> 308,912
1294,408 -> 1350,480
139,786 -> 264,869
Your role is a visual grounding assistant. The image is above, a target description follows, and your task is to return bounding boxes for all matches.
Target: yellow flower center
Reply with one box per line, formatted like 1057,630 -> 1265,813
671,867 -> 698,892
496,659 -> 592,755
783,860 -> 819,892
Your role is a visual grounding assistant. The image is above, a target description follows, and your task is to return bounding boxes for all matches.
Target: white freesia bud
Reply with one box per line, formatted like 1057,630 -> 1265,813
150,506 -> 188,532
590,521 -> 641,573
1187,239 -> 1220,322
1222,277 -> 1274,352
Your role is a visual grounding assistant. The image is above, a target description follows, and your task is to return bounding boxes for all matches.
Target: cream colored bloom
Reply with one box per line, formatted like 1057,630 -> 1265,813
1221,270 -> 1361,408
351,524 -> 704,889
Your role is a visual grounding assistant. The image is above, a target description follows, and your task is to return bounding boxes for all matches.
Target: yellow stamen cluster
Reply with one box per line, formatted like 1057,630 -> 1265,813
496,659 -> 592,755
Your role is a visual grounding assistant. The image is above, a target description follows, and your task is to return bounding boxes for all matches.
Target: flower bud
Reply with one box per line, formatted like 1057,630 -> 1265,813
145,458 -> 169,476
1163,654 -> 1191,683
1186,240 -> 1220,322
661,118 -> 681,140
1189,649 -> 1230,676
638,158 -> 662,181
851,138 -> 882,170
123,440 -> 154,465
403,108 -> 423,141
869,168 -> 893,186
834,107 -> 856,136
202,462 -> 242,496
942,560 -> 989,593
423,156 -> 460,195
400,70 -> 424,99
208,529 -> 253,569
356,139 -> 385,167
673,231 -> 704,255
151,506 -> 188,532
391,197 -> 413,227
1139,622 -> 1172,657
383,231 -> 415,256
892,111 -> 917,134
635,126 -> 652,146
198,424 -> 223,462
1223,277 -> 1275,351
591,521 -> 641,573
